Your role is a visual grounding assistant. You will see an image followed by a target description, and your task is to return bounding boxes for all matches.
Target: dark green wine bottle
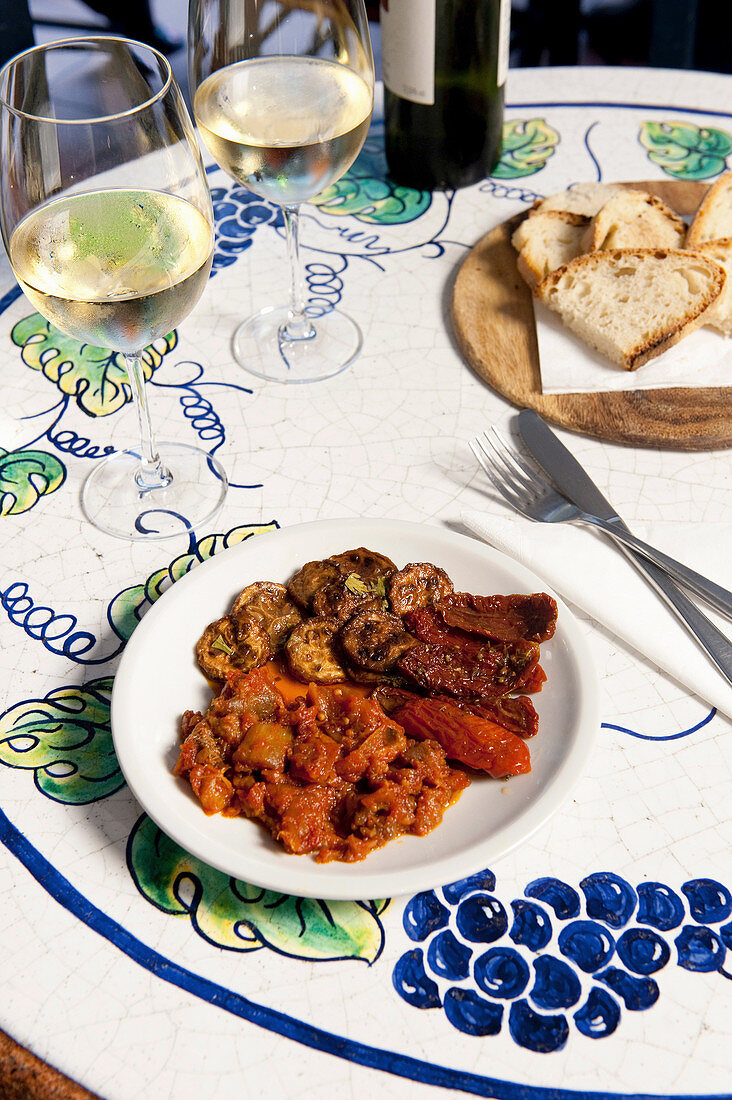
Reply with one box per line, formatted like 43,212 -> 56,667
381,0 -> 509,190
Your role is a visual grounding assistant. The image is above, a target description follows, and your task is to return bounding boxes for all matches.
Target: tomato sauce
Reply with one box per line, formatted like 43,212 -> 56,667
174,664 -> 470,863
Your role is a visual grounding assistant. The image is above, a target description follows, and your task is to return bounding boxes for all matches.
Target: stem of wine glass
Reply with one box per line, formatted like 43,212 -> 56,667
124,351 -> 172,491
279,204 -> 316,343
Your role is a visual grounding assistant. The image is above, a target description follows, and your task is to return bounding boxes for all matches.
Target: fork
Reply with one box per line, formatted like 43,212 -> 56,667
471,430 -> 732,622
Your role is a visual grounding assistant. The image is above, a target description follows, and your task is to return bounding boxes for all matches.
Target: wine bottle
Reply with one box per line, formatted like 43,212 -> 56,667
381,0 -> 510,190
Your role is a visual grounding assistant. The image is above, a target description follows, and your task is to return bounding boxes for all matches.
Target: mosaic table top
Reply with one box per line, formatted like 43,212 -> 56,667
1,65 -> 732,1099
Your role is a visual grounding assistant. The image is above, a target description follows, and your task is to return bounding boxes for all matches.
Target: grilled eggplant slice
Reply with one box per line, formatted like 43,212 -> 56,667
388,562 -> 454,615
287,559 -> 342,611
327,547 -> 397,581
231,581 -> 302,648
285,617 -> 348,684
196,615 -> 271,681
340,607 -> 417,672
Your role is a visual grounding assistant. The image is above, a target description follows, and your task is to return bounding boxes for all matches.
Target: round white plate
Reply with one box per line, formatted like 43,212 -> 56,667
111,518 -> 599,900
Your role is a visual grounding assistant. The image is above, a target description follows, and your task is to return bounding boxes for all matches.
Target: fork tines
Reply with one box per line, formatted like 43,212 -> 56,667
470,429 -> 541,515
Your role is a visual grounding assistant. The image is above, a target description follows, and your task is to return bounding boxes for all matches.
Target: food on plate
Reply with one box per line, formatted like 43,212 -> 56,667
512,177 -> 732,368
175,547 -> 557,862
196,615 -> 271,681
339,606 -> 417,672
581,189 -> 685,252
438,591 -> 557,643
530,181 -> 624,218
284,616 -> 348,684
387,561 -> 454,615
230,581 -> 302,648
511,209 -> 589,289
391,695 -> 531,776
686,169 -> 732,246
696,239 -> 732,336
535,247 -> 726,371
175,670 -> 471,862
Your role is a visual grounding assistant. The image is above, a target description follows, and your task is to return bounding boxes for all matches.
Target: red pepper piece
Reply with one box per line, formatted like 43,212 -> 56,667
394,696 -> 531,777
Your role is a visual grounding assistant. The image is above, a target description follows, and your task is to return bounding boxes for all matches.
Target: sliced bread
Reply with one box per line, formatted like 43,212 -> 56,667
687,170 -> 732,246
696,238 -> 732,336
583,189 -> 686,252
535,247 -> 726,370
531,181 -> 624,218
511,209 -> 589,288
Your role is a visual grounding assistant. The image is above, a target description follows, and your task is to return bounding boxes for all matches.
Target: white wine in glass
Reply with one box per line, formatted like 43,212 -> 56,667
0,37 -> 227,540
189,0 -> 375,384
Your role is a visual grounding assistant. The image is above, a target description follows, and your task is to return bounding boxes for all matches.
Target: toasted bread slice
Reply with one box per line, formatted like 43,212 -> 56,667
583,189 -> 686,252
536,247 -> 725,370
687,170 -> 732,246
511,210 -> 589,289
696,238 -> 732,335
531,181 -> 624,218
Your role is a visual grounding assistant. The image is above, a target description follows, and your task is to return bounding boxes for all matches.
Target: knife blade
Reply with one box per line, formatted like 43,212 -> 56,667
517,409 -> 732,687
517,409 -> 624,524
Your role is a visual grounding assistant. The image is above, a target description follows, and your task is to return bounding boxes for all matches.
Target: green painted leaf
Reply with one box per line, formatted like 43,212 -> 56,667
11,313 -> 177,418
107,522 -> 279,643
0,447 -> 65,515
129,815 -> 388,962
492,118 -> 560,179
639,121 -> 732,180
312,133 -> 431,224
0,677 -> 123,803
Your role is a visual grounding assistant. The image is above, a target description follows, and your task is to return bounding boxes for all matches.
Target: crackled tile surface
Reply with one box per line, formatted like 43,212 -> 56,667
1,66 -> 732,1099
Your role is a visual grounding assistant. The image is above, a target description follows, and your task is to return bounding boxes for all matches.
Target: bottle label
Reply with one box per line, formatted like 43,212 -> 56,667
380,0 -> 436,106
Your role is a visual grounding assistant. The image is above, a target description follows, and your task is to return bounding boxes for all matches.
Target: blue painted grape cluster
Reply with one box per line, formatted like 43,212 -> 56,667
393,870 -> 732,1052
209,185 -> 285,274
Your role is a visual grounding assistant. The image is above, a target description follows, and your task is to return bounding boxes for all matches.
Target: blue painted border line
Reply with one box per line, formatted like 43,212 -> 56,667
2,805 -> 731,1100
506,100 -> 732,120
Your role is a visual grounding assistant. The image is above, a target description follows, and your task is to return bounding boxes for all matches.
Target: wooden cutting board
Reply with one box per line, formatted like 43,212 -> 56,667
450,180 -> 732,450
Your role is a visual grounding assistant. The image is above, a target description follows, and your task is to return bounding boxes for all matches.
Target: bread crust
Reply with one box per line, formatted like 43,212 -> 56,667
536,247 -> 726,370
584,189 -> 686,252
687,170 -> 732,247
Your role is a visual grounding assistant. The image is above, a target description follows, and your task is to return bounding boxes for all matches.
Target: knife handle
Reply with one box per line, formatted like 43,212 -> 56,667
611,538 -> 732,689
582,514 -> 732,621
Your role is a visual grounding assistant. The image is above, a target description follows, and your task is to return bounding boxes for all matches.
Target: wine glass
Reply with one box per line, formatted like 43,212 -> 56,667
0,37 -> 227,540
189,0 -> 375,384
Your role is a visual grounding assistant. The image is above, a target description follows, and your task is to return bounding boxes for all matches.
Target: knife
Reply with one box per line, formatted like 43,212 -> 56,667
517,408 -> 732,688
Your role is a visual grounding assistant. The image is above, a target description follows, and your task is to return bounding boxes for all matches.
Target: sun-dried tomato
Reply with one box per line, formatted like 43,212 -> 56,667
393,695 -> 531,777
456,694 -> 539,738
437,592 -> 558,643
397,636 -> 540,702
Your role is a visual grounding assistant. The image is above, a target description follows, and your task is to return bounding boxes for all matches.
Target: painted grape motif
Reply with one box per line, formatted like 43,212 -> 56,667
393,871 -> 732,1052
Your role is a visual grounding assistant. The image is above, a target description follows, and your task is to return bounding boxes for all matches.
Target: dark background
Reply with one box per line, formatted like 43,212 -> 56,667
2,0 -> 731,74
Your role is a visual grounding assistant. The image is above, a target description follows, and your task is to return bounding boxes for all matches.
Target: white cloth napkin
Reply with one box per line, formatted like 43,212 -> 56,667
535,300 -> 732,394
460,510 -> 732,720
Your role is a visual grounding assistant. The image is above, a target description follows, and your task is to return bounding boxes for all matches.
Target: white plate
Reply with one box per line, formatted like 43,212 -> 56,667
111,518 -> 599,900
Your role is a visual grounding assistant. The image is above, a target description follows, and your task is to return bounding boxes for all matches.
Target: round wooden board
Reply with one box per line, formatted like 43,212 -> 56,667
450,180 -> 732,450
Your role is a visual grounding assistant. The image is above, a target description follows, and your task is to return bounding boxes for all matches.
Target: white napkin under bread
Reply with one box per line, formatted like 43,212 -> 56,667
460,510 -> 732,720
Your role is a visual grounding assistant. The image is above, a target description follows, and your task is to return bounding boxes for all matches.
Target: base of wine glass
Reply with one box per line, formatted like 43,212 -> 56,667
81,442 -> 228,540
232,305 -> 363,384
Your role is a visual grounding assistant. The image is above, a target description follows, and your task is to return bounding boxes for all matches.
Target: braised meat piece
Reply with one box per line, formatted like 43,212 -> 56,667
388,562 -> 454,615
339,607 -> 417,673
438,592 -> 558,643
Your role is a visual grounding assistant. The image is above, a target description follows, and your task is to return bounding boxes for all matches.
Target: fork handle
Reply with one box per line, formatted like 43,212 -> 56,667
580,514 -> 732,621
603,533 -> 732,688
